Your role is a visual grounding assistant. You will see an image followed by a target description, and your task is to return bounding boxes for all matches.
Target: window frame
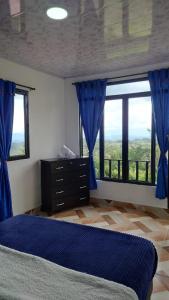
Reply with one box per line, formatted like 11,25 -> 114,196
80,77 -> 156,186
8,88 -> 30,161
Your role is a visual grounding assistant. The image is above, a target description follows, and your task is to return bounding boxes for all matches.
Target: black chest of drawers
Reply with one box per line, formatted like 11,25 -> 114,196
41,158 -> 89,213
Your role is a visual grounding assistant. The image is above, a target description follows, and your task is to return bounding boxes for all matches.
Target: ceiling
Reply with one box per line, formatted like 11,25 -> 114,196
0,0 -> 169,78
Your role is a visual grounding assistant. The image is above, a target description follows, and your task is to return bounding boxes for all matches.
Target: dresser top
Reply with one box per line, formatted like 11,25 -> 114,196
41,157 -> 88,162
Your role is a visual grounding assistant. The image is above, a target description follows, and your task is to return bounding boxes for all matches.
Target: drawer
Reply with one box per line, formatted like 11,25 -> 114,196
52,186 -> 78,199
79,189 -> 89,201
79,193 -> 89,203
52,183 -> 89,198
51,172 -> 89,187
52,194 -> 89,212
79,169 -> 89,180
79,184 -> 89,193
52,195 -> 77,211
51,173 -> 76,186
51,184 -> 89,199
50,159 -> 89,174
54,198 -> 66,210
79,159 -> 89,170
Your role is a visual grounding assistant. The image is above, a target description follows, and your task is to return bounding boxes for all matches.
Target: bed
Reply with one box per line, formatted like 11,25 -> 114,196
0,214 -> 157,300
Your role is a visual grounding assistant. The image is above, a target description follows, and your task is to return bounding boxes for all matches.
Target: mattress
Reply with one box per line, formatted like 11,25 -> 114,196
0,215 -> 157,300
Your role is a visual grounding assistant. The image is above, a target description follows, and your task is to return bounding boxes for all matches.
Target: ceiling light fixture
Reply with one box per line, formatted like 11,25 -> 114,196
46,7 -> 68,20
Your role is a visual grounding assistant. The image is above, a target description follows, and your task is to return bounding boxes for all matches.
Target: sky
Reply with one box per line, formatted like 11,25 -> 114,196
12,93 -> 24,134
104,79 -> 151,140
106,80 -> 150,96
104,97 -> 152,140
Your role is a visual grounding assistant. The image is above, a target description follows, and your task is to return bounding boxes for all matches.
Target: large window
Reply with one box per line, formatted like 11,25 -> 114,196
9,89 -> 29,160
80,78 -> 160,185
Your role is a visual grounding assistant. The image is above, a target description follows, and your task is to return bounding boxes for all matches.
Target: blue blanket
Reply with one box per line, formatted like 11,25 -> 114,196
0,215 -> 157,300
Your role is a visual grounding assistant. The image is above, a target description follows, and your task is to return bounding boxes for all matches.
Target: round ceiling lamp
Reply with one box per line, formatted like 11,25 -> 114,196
46,7 -> 68,20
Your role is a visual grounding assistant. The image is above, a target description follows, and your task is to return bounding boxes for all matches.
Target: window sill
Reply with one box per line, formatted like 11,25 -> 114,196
97,177 -> 156,187
8,155 -> 30,161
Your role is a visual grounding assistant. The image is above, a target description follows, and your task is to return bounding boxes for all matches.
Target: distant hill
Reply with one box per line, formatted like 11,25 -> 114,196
12,132 -> 24,143
105,129 -> 151,141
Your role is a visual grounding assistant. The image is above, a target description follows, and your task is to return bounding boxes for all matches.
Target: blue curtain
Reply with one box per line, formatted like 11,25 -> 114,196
148,69 -> 169,199
0,80 -> 16,221
75,79 -> 107,189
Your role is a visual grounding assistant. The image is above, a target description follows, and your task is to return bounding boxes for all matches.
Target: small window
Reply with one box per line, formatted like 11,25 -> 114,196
9,89 -> 29,160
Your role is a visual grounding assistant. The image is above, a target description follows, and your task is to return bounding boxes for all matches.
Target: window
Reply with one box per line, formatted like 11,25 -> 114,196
9,89 -> 29,160
80,78 -> 159,185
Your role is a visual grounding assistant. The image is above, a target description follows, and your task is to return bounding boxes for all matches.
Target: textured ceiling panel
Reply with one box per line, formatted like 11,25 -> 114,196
0,0 -> 169,77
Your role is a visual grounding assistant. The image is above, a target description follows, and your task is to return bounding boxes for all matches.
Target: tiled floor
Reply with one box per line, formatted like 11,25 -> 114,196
31,198 -> 169,299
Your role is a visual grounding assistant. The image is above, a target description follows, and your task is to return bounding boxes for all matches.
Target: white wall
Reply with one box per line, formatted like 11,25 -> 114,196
92,181 -> 167,208
64,62 -> 169,209
0,58 -> 65,214
64,79 -> 80,155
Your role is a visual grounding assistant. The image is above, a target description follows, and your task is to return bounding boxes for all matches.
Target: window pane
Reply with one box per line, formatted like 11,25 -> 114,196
94,133 -> 100,178
106,80 -> 150,96
155,137 -> 160,183
104,100 -> 122,179
82,129 -> 88,157
10,93 -> 25,156
82,129 -> 100,178
128,97 -> 152,182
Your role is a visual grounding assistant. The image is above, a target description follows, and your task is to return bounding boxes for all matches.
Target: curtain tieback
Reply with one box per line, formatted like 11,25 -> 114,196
160,152 -> 166,158
0,160 -> 7,170
0,158 -> 8,163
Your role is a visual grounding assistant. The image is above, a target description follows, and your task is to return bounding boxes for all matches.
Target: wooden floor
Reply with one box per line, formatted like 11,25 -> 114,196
32,198 -> 169,300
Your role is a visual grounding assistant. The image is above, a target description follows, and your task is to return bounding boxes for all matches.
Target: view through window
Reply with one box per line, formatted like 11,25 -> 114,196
128,97 -> 152,181
10,90 -> 29,160
104,99 -> 122,179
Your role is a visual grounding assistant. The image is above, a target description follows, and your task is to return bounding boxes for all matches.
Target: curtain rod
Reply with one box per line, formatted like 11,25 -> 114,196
16,83 -> 36,91
72,71 -> 147,85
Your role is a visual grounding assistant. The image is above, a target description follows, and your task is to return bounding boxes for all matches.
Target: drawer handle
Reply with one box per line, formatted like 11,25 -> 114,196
56,190 -> 64,194
57,202 -> 64,207
80,163 -> 86,167
80,186 -> 87,189
56,179 -> 63,182
80,197 -> 87,201
55,166 -> 64,170
80,175 -> 86,178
